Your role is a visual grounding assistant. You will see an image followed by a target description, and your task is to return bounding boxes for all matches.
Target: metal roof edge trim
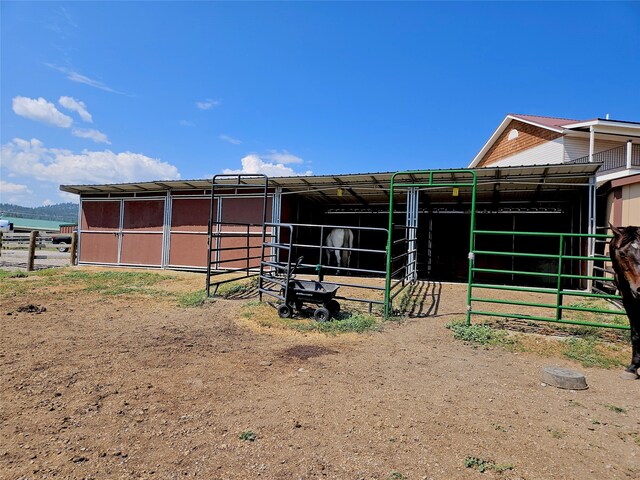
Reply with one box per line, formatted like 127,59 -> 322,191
59,163 -> 600,195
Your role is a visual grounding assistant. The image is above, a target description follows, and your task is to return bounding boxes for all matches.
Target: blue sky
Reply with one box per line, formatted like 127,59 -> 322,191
1,1 -> 639,207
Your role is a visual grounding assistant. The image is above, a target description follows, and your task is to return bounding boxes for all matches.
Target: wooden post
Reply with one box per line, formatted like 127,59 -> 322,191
0,231 -> 3,257
27,231 -> 38,271
70,232 -> 78,265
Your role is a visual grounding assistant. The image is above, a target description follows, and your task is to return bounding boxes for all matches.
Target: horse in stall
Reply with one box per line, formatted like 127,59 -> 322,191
609,224 -> 640,379
325,228 -> 354,275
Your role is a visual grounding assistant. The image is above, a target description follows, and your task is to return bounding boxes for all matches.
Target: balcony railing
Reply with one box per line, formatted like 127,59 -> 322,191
569,144 -> 640,173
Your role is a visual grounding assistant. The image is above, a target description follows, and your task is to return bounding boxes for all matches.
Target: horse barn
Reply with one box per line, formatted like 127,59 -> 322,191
60,163 -> 612,316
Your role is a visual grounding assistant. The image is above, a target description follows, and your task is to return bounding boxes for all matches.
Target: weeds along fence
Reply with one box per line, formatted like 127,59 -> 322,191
258,222 -> 408,313
467,231 -> 629,330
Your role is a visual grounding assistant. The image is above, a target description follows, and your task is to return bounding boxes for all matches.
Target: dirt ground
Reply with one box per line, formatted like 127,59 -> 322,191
1,268 -> 639,479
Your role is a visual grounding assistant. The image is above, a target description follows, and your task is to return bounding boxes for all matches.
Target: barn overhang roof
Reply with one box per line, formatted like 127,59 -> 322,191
60,163 -> 600,206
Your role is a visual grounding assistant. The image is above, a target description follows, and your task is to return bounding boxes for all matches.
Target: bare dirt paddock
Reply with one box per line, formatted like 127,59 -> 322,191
1,268 -> 639,480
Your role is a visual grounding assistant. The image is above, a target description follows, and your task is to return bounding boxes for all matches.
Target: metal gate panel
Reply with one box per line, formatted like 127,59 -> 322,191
386,170 -> 477,317
467,230 -> 628,330
206,175 -> 271,297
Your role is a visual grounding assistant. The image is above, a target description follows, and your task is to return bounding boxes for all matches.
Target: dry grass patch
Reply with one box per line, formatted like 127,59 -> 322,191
447,319 -> 630,369
0,267 -> 211,308
240,301 -> 381,334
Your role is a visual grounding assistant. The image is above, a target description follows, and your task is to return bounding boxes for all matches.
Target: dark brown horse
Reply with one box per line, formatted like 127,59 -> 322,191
609,225 -> 640,379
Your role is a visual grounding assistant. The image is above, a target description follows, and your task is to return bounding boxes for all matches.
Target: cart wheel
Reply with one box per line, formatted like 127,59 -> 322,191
277,304 -> 292,319
314,307 -> 331,322
325,300 -> 340,314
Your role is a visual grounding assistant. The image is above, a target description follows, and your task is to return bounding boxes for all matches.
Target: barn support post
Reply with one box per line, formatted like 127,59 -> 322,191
162,190 -> 172,269
405,187 -> 419,281
76,198 -> 83,264
271,187 -> 282,224
117,199 -> 124,264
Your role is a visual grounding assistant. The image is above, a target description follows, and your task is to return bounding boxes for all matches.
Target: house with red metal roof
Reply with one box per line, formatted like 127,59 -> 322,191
468,114 -> 640,180
468,113 -> 640,226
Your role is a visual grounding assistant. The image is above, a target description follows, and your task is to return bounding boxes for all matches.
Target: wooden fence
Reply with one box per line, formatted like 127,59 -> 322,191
0,231 -> 77,271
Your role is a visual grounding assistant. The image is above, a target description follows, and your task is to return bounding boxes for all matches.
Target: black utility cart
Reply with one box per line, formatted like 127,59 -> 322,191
277,257 -> 341,322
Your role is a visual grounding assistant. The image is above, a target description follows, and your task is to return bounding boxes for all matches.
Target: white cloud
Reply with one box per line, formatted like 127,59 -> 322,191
59,96 -> 93,122
46,64 -> 125,95
196,98 -> 220,110
12,96 -> 73,128
42,199 -> 54,206
219,134 -> 241,145
264,150 -> 304,164
223,153 -> 312,177
1,138 -> 180,186
0,180 -> 31,194
0,180 -> 32,204
72,128 -> 111,144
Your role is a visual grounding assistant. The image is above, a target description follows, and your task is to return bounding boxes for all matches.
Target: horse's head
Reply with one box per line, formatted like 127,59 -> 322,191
610,224 -> 640,299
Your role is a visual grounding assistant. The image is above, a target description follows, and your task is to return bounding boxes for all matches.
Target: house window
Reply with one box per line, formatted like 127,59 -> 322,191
508,129 -> 519,141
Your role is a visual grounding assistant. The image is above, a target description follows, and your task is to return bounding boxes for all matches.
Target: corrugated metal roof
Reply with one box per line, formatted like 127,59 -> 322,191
510,114 -> 640,130
60,164 -> 599,206
510,114 -> 582,129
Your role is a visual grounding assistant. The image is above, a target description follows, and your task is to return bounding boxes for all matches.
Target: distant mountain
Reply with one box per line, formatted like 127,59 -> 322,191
0,203 -> 79,223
